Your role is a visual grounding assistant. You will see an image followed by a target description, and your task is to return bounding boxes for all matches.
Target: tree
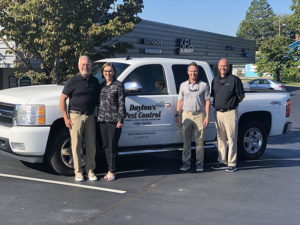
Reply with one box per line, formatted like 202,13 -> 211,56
288,0 -> 300,37
255,35 -> 299,82
0,0 -> 143,84
236,0 -> 276,48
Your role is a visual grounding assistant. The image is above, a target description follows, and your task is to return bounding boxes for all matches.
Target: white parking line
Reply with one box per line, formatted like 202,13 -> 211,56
0,173 -> 126,194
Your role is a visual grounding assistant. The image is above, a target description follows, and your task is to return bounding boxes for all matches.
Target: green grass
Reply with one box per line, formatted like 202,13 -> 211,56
285,82 -> 300,87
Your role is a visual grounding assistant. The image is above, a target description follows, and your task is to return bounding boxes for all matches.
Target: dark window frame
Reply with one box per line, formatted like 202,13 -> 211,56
172,64 -> 208,94
123,64 -> 168,96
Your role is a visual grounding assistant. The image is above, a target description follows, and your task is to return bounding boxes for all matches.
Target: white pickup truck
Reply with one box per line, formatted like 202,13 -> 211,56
0,58 -> 292,175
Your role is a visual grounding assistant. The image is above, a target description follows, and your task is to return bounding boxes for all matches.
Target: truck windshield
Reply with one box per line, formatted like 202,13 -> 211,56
92,62 -> 129,84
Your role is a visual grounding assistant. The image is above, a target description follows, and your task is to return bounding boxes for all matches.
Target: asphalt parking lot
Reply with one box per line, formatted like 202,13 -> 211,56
0,87 -> 300,225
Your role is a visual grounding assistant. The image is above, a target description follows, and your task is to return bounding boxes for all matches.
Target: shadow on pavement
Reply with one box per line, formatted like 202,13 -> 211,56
20,130 -> 300,177
19,145 -> 300,179
102,149 -> 218,179
238,147 -> 300,171
268,129 -> 300,145
286,86 -> 300,93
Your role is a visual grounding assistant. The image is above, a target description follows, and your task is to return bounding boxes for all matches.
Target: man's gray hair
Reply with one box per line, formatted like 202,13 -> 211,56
78,55 -> 91,64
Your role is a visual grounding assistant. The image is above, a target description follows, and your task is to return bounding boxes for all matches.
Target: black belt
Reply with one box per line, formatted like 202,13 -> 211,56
216,107 -> 236,112
69,110 -> 90,115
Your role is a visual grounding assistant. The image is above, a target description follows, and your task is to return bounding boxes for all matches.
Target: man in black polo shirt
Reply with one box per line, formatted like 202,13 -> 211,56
211,58 -> 244,172
60,55 -> 100,181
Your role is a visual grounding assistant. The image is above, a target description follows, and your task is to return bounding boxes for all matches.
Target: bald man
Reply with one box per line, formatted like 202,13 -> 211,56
211,58 -> 244,172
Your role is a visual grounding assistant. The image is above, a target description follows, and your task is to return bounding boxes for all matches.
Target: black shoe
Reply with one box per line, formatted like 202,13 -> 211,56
225,166 -> 237,173
195,164 -> 204,172
180,163 -> 190,171
211,163 -> 228,170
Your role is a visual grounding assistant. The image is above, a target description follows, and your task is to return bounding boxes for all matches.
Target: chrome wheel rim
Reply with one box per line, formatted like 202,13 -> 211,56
243,128 -> 263,154
60,138 -> 74,168
60,138 -> 86,169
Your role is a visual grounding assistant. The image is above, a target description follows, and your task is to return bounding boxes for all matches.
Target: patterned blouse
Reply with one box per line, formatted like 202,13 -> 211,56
97,80 -> 126,123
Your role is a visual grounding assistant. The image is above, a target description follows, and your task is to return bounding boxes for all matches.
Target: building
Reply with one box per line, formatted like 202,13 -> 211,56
0,20 -> 256,90
0,39 -> 16,90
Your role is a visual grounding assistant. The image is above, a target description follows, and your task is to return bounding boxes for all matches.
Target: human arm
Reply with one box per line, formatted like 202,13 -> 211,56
238,94 -> 245,103
59,93 -> 72,129
175,99 -> 183,126
203,99 -> 210,128
236,77 -> 245,103
117,82 -> 126,128
203,83 -> 210,127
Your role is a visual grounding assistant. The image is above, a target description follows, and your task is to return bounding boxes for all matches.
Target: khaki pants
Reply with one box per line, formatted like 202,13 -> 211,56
215,109 -> 238,167
69,113 -> 96,176
182,111 -> 205,166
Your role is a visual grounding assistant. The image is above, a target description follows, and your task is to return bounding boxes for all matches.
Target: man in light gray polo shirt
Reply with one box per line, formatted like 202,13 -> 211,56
175,62 -> 210,172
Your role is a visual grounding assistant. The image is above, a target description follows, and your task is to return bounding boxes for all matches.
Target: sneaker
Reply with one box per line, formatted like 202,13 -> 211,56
75,173 -> 84,182
225,166 -> 237,173
180,163 -> 190,171
88,170 -> 98,181
211,163 -> 228,170
195,164 -> 204,172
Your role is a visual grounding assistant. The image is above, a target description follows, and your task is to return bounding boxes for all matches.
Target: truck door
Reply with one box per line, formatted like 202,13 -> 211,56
119,64 -> 174,147
170,64 -> 216,143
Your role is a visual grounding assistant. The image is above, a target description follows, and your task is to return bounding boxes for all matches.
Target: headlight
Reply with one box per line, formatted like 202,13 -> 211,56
16,104 -> 45,125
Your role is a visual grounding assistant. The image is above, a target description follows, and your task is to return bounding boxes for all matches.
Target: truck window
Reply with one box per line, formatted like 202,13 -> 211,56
123,64 -> 168,95
92,62 -> 129,84
172,65 -> 208,94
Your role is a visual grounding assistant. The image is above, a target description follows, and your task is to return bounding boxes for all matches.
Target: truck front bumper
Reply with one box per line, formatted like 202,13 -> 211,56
0,125 -> 51,163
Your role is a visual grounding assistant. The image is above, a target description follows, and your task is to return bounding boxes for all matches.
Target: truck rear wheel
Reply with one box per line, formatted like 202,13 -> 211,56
238,120 -> 267,160
47,128 -> 76,176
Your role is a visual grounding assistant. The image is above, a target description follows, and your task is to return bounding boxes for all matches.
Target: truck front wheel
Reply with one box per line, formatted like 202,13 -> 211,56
47,128 -> 76,176
238,120 -> 267,160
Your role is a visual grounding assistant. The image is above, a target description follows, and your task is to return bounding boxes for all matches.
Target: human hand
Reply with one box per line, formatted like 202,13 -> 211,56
175,116 -> 181,126
203,117 -> 209,128
64,117 -> 72,129
116,122 -> 123,128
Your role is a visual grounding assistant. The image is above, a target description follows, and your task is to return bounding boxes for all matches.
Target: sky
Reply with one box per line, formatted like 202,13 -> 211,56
140,0 -> 293,37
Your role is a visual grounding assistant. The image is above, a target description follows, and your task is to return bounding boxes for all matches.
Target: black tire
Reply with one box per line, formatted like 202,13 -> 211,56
238,120 -> 267,160
46,127 -> 75,176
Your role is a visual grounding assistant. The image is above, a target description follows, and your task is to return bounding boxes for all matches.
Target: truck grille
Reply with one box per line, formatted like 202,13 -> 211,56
0,102 -> 16,127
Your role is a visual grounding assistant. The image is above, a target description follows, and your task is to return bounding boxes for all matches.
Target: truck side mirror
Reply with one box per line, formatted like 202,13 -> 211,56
124,82 -> 142,95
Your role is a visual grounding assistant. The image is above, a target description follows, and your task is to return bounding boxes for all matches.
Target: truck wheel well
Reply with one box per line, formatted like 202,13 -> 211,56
239,111 -> 271,135
44,118 -> 68,159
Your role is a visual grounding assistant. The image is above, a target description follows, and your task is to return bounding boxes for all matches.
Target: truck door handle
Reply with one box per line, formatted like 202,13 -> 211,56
164,103 -> 171,108
156,102 -> 171,108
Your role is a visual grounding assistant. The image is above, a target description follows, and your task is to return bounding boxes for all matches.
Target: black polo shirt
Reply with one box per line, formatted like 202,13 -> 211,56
211,74 -> 244,111
62,73 -> 100,114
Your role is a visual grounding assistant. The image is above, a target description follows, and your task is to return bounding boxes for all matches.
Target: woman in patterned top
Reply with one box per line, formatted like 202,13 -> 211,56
97,62 -> 126,181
